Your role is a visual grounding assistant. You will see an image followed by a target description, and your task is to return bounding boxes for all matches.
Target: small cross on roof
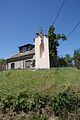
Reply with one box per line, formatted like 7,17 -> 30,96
40,27 -> 43,34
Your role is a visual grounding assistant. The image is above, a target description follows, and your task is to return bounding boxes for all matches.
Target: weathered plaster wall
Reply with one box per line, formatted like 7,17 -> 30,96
7,60 -> 24,70
7,58 -> 34,70
35,35 -> 50,69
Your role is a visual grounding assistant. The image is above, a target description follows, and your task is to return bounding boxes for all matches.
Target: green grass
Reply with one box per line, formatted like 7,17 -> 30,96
0,67 -> 80,97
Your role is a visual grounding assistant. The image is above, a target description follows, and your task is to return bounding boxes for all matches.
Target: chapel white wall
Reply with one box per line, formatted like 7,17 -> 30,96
35,35 -> 50,69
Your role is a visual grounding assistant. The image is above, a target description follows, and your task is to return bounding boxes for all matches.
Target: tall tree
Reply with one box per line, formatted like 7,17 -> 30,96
73,48 -> 80,69
48,25 -> 67,67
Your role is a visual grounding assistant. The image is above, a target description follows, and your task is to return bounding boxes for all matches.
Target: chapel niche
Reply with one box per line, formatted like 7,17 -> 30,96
40,40 -> 45,58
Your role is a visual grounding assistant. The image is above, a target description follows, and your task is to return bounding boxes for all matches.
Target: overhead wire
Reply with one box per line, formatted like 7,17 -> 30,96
59,22 -> 80,45
51,0 -> 80,46
53,0 -> 66,25
67,22 -> 80,38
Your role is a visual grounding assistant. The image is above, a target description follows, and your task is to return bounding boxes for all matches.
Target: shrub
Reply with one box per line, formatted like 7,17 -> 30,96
33,94 -> 49,110
28,112 -> 48,120
14,91 -> 28,113
14,92 -> 49,113
1,89 -> 80,119
50,89 -> 79,118
31,60 -> 35,67
1,94 -> 14,112
0,91 -> 49,114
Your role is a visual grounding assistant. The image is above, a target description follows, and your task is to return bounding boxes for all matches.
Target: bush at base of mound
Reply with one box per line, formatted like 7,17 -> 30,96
50,88 -> 80,119
0,88 -> 80,119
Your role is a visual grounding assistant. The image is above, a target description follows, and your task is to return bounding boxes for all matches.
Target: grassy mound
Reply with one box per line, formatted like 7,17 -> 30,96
0,67 -> 80,120
0,67 -> 80,96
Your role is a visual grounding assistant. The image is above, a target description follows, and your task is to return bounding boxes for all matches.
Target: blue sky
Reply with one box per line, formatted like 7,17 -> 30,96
0,0 -> 80,58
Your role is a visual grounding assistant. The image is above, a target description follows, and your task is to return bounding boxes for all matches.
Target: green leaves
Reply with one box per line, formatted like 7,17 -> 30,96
28,113 -> 48,120
61,34 -> 67,41
74,48 -> 80,69
64,54 -> 73,67
56,34 -> 67,41
0,89 -> 80,119
31,60 -> 35,67
0,58 -> 6,71
50,89 -> 79,119
11,92 -> 49,113
1,94 -> 14,112
0,58 -> 6,64
48,25 -> 67,67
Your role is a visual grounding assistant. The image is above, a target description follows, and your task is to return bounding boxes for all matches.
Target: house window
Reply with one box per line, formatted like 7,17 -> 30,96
25,60 -> 31,68
11,63 -> 15,69
22,47 -> 26,53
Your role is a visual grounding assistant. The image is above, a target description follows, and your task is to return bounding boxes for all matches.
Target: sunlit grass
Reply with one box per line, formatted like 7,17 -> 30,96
0,67 -> 80,97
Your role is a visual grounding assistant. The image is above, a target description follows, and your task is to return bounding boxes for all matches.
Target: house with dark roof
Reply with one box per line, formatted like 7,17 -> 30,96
6,44 -> 35,69
6,32 -> 50,70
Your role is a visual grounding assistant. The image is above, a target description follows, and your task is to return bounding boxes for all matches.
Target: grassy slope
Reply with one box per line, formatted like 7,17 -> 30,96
0,67 -> 80,97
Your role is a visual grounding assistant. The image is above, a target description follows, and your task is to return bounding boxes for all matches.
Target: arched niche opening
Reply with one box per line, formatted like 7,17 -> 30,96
40,40 -> 45,58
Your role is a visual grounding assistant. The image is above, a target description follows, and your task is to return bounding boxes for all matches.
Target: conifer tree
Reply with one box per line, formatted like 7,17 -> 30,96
48,25 -> 67,67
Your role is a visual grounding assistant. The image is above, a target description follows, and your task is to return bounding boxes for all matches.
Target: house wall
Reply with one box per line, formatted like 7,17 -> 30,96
7,60 -> 24,70
35,35 -> 50,69
7,58 -> 34,70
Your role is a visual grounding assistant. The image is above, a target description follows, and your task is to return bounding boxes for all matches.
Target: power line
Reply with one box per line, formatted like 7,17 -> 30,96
53,0 -> 66,25
60,22 -> 80,45
51,0 -> 80,45
67,22 -> 80,38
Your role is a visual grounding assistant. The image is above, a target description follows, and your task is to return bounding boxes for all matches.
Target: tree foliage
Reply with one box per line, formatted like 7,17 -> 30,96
73,48 -> 80,69
0,58 -> 5,64
64,54 -> 73,67
48,25 -> 67,67
31,60 -> 35,67
0,58 -> 6,71
50,89 -> 79,119
48,25 -> 67,57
